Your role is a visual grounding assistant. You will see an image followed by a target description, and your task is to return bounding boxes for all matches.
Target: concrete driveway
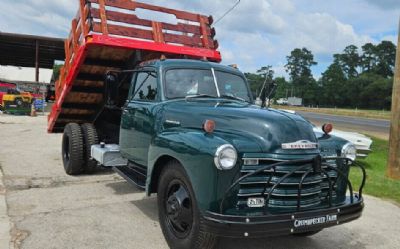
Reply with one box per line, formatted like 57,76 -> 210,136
0,114 -> 399,249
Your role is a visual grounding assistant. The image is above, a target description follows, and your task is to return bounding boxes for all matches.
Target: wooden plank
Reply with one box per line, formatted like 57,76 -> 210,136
90,8 -> 211,36
388,19 -> 400,179
64,92 -> 103,104
93,22 -> 154,40
71,19 -> 79,53
88,0 -> 209,23
84,57 -> 126,68
98,0 -> 109,35
79,0 -> 90,37
93,21 -> 213,48
152,21 -> 164,43
199,15 -> 210,49
79,64 -> 117,75
163,33 -> 213,48
74,80 -> 104,88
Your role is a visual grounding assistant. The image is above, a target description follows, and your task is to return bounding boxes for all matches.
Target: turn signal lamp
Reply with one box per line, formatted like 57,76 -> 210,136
203,120 -> 216,133
322,123 -> 333,134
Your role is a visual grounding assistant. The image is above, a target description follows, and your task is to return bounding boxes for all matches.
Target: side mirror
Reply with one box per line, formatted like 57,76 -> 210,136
104,72 -> 119,107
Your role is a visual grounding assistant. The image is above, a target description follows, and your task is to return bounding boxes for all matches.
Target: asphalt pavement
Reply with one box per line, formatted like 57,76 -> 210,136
298,111 -> 390,139
0,114 -> 399,249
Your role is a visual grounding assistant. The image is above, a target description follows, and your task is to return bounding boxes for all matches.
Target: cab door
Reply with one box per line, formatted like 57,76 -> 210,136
120,70 -> 159,166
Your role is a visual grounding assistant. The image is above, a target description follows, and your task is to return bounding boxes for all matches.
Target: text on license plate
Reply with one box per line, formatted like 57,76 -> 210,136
294,214 -> 337,228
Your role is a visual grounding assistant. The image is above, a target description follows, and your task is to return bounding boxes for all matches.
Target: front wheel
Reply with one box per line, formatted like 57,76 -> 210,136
157,161 -> 217,249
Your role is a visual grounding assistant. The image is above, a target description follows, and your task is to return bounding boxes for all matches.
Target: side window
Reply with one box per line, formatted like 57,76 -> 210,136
132,71 -> 158,101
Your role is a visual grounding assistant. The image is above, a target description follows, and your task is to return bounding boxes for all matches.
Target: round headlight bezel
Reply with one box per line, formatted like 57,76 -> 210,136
214,144 -> 237,170
341,142 -> 357,162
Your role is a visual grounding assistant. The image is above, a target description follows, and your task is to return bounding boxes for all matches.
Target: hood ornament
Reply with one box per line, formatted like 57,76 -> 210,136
282,140 -> 318,149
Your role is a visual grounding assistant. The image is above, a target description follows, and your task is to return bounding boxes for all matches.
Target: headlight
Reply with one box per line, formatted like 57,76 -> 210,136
342,143 -> 357,162
214,144 -> 237,170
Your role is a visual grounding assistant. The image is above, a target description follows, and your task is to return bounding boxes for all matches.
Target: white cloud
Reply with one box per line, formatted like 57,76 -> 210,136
0,0 -> 396,78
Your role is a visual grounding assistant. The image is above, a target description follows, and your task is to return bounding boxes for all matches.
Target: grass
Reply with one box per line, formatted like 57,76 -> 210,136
349,137 -> 400,204
273,105 -> 391,120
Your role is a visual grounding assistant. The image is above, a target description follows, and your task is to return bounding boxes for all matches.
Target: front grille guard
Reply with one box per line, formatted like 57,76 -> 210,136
219,156 -> 366,214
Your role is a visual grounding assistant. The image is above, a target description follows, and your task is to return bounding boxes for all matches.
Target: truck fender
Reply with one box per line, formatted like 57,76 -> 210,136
146,130 -> 229,212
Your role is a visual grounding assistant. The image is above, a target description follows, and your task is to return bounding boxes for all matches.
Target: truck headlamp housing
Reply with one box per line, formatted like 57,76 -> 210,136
341,143 -> 357,162
214,144 -> 237,170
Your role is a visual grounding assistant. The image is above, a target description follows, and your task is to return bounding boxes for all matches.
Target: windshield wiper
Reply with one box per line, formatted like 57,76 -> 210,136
185,94 -> 218,99
220,94 -> 247,102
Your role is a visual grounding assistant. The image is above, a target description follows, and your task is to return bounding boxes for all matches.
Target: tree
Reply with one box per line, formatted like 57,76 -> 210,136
285,48 -> 317,82
319,62 -> 347,107
375,41 -> 396,78
361,43 -> 377,73
335,45 -> 360,78
285,48 -> 317,104
52,64 -> 63,82
257,66 -> 274,81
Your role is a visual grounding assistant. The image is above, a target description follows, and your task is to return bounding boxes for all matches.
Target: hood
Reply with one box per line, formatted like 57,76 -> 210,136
162,100 -> 318,154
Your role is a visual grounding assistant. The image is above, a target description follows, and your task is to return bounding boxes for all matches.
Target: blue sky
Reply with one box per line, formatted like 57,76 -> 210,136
0,0 -> 399,79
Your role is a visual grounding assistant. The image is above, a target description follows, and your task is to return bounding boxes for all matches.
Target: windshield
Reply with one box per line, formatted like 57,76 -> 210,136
164,68 -> 251,102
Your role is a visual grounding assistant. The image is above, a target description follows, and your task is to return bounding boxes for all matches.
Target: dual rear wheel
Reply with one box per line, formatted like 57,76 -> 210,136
62,123 -> 99,175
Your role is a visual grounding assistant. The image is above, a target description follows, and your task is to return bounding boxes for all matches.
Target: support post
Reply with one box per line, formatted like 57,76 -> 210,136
388,18 -> 400,179
35,40 -> 39,82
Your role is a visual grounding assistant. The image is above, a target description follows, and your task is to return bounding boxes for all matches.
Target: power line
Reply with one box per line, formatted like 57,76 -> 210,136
214,0 -> 241,25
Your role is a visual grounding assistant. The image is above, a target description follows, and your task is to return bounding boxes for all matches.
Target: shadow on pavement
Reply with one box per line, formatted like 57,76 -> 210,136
105,181 -> 143,195
131,197 -> 159,222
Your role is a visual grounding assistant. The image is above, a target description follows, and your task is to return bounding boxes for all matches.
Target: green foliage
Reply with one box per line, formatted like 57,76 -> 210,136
52,64 -> 63,82
245,41 -> 395,109
274,77 -> 290,99
284,48 -> 318,105
350,137 -> 400,204
246,66 -> 275,98
334,45 -> 360,78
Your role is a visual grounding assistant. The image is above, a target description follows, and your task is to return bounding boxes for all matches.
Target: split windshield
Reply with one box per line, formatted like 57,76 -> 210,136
165,69 -> 251,102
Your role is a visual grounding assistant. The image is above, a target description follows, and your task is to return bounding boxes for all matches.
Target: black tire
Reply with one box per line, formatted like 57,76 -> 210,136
15,98 -> 23,107
293,230 -> 322,237
62,123 -> 85,175
157,161 -> 217,249
81,123 -> 99,174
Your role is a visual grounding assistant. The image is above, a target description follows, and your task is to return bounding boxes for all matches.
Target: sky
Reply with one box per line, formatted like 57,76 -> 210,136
0,0 -> 399,81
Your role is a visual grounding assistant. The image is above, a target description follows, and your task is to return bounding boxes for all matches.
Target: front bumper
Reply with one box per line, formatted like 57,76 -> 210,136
203,197 -> 364,238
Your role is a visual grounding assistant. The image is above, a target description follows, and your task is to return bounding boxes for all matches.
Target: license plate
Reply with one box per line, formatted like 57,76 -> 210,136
293,214 -> 338,229
247,197 -> 265,208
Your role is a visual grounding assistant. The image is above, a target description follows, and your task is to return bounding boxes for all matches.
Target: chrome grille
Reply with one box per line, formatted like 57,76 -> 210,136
237,157 -> 338,210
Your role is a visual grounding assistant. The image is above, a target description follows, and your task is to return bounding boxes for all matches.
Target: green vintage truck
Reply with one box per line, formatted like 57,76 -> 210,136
49,1 -> 365,248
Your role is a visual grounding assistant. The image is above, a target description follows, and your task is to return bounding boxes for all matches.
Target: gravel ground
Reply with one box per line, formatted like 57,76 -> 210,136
0,114 -> 399,249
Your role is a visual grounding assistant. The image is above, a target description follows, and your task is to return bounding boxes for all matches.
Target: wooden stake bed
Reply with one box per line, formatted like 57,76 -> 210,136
48,0 -> 221,133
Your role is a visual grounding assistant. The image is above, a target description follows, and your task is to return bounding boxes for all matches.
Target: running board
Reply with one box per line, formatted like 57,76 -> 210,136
113,166 -> 146,189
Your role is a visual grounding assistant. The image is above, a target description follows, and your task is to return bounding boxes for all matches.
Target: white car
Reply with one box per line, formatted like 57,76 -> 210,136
279,109 -> 373,159
312,127 -> 372,159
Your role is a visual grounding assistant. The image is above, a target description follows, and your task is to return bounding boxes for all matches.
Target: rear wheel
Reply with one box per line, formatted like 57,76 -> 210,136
81,123 -> 99,174
157,161 -> 217,249
62,123 -> 85,175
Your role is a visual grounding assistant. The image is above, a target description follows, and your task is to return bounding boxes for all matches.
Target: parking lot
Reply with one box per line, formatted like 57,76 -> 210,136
1,114 -> 400,249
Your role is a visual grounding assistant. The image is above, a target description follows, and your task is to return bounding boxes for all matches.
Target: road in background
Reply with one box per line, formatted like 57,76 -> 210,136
1,115 -> 400,248
298,111 -> 390,139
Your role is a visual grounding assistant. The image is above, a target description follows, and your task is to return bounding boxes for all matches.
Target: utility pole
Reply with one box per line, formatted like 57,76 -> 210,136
388,19 -> 400,179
